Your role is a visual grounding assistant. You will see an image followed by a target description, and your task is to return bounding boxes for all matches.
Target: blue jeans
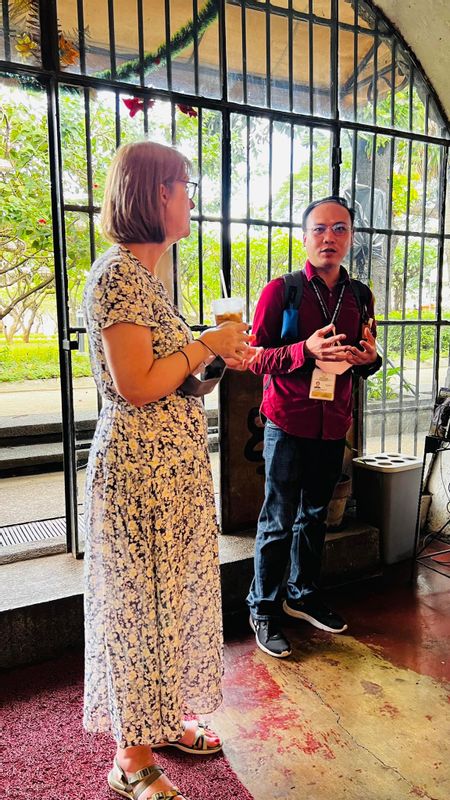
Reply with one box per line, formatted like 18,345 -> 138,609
247,421 -> 345,620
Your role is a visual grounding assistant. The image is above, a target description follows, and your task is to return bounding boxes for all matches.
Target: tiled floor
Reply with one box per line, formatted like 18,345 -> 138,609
211,561 -> 450,800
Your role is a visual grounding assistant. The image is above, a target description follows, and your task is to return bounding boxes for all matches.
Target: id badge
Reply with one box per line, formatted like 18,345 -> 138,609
309,367 -> 336,401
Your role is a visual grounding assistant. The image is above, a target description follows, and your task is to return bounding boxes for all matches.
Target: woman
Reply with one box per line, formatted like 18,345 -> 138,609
82,140 -> 253,800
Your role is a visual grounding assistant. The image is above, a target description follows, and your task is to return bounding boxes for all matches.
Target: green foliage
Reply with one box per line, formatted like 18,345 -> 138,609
0,338 -> 91,381
367,367 -> 401,401
384,309 -> 450,356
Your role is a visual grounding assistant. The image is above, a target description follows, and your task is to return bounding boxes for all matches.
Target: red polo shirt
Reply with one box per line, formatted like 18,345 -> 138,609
250,260 -> 377,440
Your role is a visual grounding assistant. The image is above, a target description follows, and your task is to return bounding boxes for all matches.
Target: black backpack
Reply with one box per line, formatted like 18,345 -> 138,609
280,269 -> 372,343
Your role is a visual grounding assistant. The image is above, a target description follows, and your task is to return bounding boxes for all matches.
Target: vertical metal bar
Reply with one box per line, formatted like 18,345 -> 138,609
171,104 -> 178,307
391,39 -> 396,128
308,127 -> 313,203
221,110 -> 232,294
380,136 -> 395,451
137,0 -> 145,87
2,0 -> 11,61
115,91 -> 121,149
372,16 -> 379,126
193,0 -> 200,96
422,99 -> 430,239
424,85 -> 430,137
353,0 -> 358,121
107,0 -> 117,80
245,116 -> 251,317
349,129 -> 357,276
332,128 -> 341,195
414,138 -> 429,451
137,0 -> 148,136
288,0 -> 293,113
396,134 -> 413,450
165,0 -> 172,91
435,146 -> 448,399
267,119 -> 273,283
288,122 -> 294,272
409,63 -> 414,133
39,0 -> 59,71
397,236 -> 408,453
265,0 -> 271,109
76,0 -> 86,74
367,132 -> 377,283
84,89 -> 96,265
218,0 -> 228,102
47,79 -> 79,555
241,0 -> 248,105
330,0 -> 338,121
308,0 -> 314,115
198,107 -> 204,323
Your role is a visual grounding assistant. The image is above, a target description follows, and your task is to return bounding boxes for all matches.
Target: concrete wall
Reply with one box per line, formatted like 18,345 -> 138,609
375,0 -> 450,122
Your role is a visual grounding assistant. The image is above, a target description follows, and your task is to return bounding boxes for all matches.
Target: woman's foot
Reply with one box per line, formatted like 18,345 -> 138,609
178,719 -> 221,750
112,745 -> 185,800
153,719 -> 222,754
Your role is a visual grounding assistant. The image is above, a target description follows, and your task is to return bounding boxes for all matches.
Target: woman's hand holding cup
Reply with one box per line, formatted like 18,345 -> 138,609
199,321 -> 252,362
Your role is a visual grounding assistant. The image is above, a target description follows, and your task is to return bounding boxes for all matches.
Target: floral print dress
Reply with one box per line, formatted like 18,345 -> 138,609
82,245 -> 223,748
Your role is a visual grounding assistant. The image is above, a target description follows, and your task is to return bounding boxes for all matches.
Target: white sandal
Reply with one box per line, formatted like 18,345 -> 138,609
152,720 -> 223,755
108,759 -> 185,800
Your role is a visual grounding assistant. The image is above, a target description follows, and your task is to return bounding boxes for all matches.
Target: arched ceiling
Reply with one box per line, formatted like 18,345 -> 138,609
50,0 -> 450,127
375,0 -> 450,123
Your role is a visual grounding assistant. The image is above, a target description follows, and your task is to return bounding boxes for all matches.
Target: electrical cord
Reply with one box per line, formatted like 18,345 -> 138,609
418,444 -> 450,564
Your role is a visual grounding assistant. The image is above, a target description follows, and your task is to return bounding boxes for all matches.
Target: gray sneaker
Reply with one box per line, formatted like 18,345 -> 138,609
249,615 -> 292,658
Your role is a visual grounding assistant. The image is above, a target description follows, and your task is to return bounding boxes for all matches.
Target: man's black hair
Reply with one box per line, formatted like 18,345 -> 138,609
302,195 -> 355,230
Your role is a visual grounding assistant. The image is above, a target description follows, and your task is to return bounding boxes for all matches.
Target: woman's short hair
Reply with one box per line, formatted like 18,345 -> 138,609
101,140 -> 191,244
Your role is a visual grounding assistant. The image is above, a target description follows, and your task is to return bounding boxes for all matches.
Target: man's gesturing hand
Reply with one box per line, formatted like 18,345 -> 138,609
304,323 -> 348,362
344,325 -> 378,366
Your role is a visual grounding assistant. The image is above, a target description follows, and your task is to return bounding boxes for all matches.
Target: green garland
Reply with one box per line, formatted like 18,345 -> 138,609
95,0 -> 219,83
1,0 -> 219,92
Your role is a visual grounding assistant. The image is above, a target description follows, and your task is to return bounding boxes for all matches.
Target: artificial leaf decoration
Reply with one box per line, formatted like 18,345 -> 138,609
15,32 -> 39,58
123,97 -> 156,117
177,104 -> 198,118
10,0 -> 81,68
58,34 -> 80,67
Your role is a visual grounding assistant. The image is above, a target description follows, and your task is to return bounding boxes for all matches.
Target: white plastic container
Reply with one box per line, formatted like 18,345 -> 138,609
352,453 -> 422,564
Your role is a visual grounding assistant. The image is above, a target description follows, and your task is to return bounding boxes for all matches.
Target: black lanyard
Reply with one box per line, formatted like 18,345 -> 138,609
311,279 -> 346,328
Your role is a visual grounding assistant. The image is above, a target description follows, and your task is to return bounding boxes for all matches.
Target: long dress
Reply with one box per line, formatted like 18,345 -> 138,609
82,244 -> 223,748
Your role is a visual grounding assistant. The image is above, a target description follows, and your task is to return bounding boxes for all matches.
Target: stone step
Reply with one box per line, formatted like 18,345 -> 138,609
0,409 -> 219,446
0,429 -> 220,476
0,518 -> 381,667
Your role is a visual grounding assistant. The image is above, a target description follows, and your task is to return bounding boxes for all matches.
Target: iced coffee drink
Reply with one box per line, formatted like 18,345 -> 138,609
212,297 -> 244,325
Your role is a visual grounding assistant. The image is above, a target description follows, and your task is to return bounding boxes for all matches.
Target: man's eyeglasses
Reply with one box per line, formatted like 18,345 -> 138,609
176,179 -> 198,200
307,223 -> 351,237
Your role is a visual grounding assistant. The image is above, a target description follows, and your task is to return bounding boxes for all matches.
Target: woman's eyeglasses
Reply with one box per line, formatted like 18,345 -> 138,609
307,223 -> 351,237
176,179 -> 198,200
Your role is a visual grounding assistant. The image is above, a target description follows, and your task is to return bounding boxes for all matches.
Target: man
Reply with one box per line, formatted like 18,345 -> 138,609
247,195 -> 382,658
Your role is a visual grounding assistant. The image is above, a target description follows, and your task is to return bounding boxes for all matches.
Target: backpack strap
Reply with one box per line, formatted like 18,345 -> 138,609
283,270 -> 305,310
280,272 -> 371,345
349,278 -> 372,318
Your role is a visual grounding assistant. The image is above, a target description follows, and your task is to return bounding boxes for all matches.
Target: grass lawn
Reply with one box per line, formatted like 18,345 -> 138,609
0,338 -> 92,382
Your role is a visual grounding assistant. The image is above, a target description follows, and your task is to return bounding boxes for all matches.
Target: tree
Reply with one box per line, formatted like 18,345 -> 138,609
0,89 -> 55,340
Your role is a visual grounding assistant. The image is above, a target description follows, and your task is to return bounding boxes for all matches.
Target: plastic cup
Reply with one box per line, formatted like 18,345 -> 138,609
212,297 -> 244,325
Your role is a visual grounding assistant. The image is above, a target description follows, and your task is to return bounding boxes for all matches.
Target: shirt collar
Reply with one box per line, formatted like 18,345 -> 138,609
304,260 -> 350,286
